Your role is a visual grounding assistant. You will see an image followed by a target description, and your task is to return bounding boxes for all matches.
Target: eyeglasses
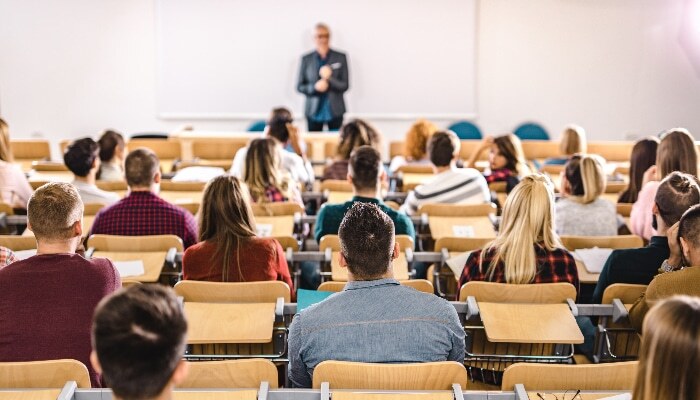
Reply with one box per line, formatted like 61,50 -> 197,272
536,390 -> 582,400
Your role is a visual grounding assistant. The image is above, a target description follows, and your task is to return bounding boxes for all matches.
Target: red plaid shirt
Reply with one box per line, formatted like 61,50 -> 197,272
457,245 -> 580,299
0,247 -> 16,270
484,168 -> 514,184
90,191 -> 198,249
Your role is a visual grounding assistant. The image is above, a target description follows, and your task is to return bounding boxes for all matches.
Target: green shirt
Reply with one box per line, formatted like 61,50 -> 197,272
314,196 -> 416,243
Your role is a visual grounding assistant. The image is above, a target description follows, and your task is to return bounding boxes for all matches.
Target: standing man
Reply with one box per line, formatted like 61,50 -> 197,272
297,23 -> 349,132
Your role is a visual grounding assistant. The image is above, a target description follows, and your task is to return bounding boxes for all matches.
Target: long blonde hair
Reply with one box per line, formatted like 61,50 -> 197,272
633,295 -> 700,400
480,174 -> 562,283
0,118 -> 14,162
564,154 -> 606,204
244,138 -> 292,202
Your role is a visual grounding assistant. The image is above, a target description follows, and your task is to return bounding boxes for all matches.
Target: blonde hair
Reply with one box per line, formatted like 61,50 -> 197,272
0,118 -> 14,162
564,154 -> 606,204
479,174 -> 562,283
633,296 -> 700,400
403,119 -> 438,161
244,138 -> 293,203
28,182 -> 83,241
559,125 -> 587,155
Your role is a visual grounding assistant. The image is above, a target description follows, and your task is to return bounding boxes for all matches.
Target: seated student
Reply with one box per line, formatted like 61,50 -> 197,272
0,118 -> 33,210
231,109 -> 314,186
555,154 -> 617,236
0,183 -> 120,386
542,124 -> 587,166
593,172 -> 700,303
629,204 -> 700,332
617,137 -> 658,204
64,138 -> 120,205
91,285 -> 188,400
315,145 -> 415,242
288,203 -> 464,388
631,296 -> 700,400
458,174 -> 579,294
0,246 -> 16,270
182,175 -> 293,292
97,130 -> 126,181
244,138 -> 304,207
388,119 -> 438,173
322,119 -> 382,181
465,134 -> 530,190
90,148 -> 198,248
400,130 -> 490,216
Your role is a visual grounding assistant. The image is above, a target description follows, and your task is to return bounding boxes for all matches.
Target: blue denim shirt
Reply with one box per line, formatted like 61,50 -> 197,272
287,278 -> 465,388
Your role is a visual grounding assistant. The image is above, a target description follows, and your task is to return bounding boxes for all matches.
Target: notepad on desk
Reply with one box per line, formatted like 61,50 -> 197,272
445,251 -> 471,279
574,247 -> 614,273
113,260 -> 145,278
452,225 -> 475,238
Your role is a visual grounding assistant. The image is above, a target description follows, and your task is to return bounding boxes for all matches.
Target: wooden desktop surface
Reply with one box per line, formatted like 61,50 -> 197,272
479,303 -> 584,344
333,392 -> 454,400
0,390 -> 61,400
93,251 -> 166,283
184,302 -> 275,344
174,390 -> 258,400
428,217 -> 495,240
527,392 -> 629,400
255,216 -> 295,237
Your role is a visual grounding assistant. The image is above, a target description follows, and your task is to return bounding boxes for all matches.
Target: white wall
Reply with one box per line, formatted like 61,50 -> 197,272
1,0 -> 699,158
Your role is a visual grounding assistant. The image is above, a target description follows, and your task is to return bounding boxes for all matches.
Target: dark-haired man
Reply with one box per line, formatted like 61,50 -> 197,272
314,145 -> 415,242
289,202 -> 464,388
400,130 -> 490,215
91,285 -> 188,399
64,137 -> 120,205
90,148 -> 198,248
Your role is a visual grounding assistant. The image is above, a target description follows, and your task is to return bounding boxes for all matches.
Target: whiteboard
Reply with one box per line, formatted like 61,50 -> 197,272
156,0 -> 476,119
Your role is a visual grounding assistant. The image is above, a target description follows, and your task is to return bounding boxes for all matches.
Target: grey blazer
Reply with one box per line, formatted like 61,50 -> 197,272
296,49 -> 349,118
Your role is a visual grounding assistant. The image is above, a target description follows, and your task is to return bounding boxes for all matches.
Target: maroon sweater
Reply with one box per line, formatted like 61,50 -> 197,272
0,253 -> 120,387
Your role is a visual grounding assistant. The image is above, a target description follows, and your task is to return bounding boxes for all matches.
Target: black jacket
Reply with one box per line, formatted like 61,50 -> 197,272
296,49 -> 349,118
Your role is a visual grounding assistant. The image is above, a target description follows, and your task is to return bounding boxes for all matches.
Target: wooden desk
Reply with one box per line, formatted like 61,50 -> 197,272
330,251 -> 409,281
27,171 -> 73,188
161,191 -> 204,204
93,251 -> 167,283
326,191 -> 353,205
401,173 -> 434,191
333,392 -> 453,400
0,390 -> 61,400
527,393 -> 629,400
174,390 -> 258,400
255,216 -> 295,237
428,217 -> 495,240
479,303 -> 583,344
575,260 -> 600,285
184,302 -> 275,344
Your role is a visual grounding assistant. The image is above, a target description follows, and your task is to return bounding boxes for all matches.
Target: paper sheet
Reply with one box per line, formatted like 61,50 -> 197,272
445,251 -> 471,279
452,225 -> 475,238
596,394 -> 632,400
114,260 -> 145,277
13,249 -> 36,261
256,224 -> 273,237
171,166 -> 225,182
574,247 -> 614,273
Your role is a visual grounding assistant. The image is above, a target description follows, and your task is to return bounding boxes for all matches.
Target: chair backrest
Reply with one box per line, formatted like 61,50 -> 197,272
418,203 -> 496,217
318,279 -> 434,294
319,234 -> 415,251
251,202 -> 304,216
192,139 -> 247,160
160,180 -> 206,192
501,361 -> 637,391
180,359 -> 278,388
0,202 -> 13,216
560,235 -> 643,251
0,235 -> 36,251
513,122 -> 550,141
31,161 -> 69,172
389,141 -> 403,158
96,180 -> 128,192
127,138 -> 182,160
174,280 -> 291,303
274,235 -> 299,251
10,140 -> 51,161
448,121 -> 483,140
587,142 -> 634,163
521,140 -> 560,161
83,203 -> 106,216
601,283 -> 647,304
0,359 -> 91,388
312,361 -> 468,390
396,164 -> 434,174
87,234 -> 184,252
458,281 -> 577,303
320,179 -> 353,192
246,120 -> 267,132
434,237 -> 492,253
616,203 -> 633,217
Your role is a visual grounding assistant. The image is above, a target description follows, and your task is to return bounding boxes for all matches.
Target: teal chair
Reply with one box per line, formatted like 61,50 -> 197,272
247,120 -> 267,132
514,122 -> 549,140
447,121 -> 482,140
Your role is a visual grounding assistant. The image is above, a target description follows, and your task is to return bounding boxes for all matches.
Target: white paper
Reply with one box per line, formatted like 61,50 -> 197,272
114,260 -> 145,277
596,394 -> 632,400
574,247 -> 614,273
13,249 -> 36,260
445,251 -> 471,280
256,224 -> 273,237
171,166 -> 225,182
452,225 -> 475,238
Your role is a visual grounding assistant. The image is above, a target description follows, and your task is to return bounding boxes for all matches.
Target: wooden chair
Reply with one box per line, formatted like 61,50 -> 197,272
488,181 -> 508,208
320,179 -> 353,204
250,202 -> 303,237
189,139 -> 248,169
127,138 -> 182,173
419,203 -> 497,241
458,281 -> 577,303
274,235 -> 299,252
520,140 -> 560,162
318,279 -> 434,294
0,235 -> 36,251
312,360 -> 468,390
30,161 -> 69,172
594,284 -> 647,363
10,139 -> 51,171
429,236 -> 493,298
0,359 -> 91,388
179,360 -> 278,389
174,280 -> 291,303
158,180 -> 206,212
501,361 -> 637,391
319,235 -> 414,281
458,140 -> 487,162
400,172 -> 435,191
617,203 -> 633,230
560,235 -> 642,251
95,180 -> 128,192
396,164 -> 434,174
587,142 -> 633,163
